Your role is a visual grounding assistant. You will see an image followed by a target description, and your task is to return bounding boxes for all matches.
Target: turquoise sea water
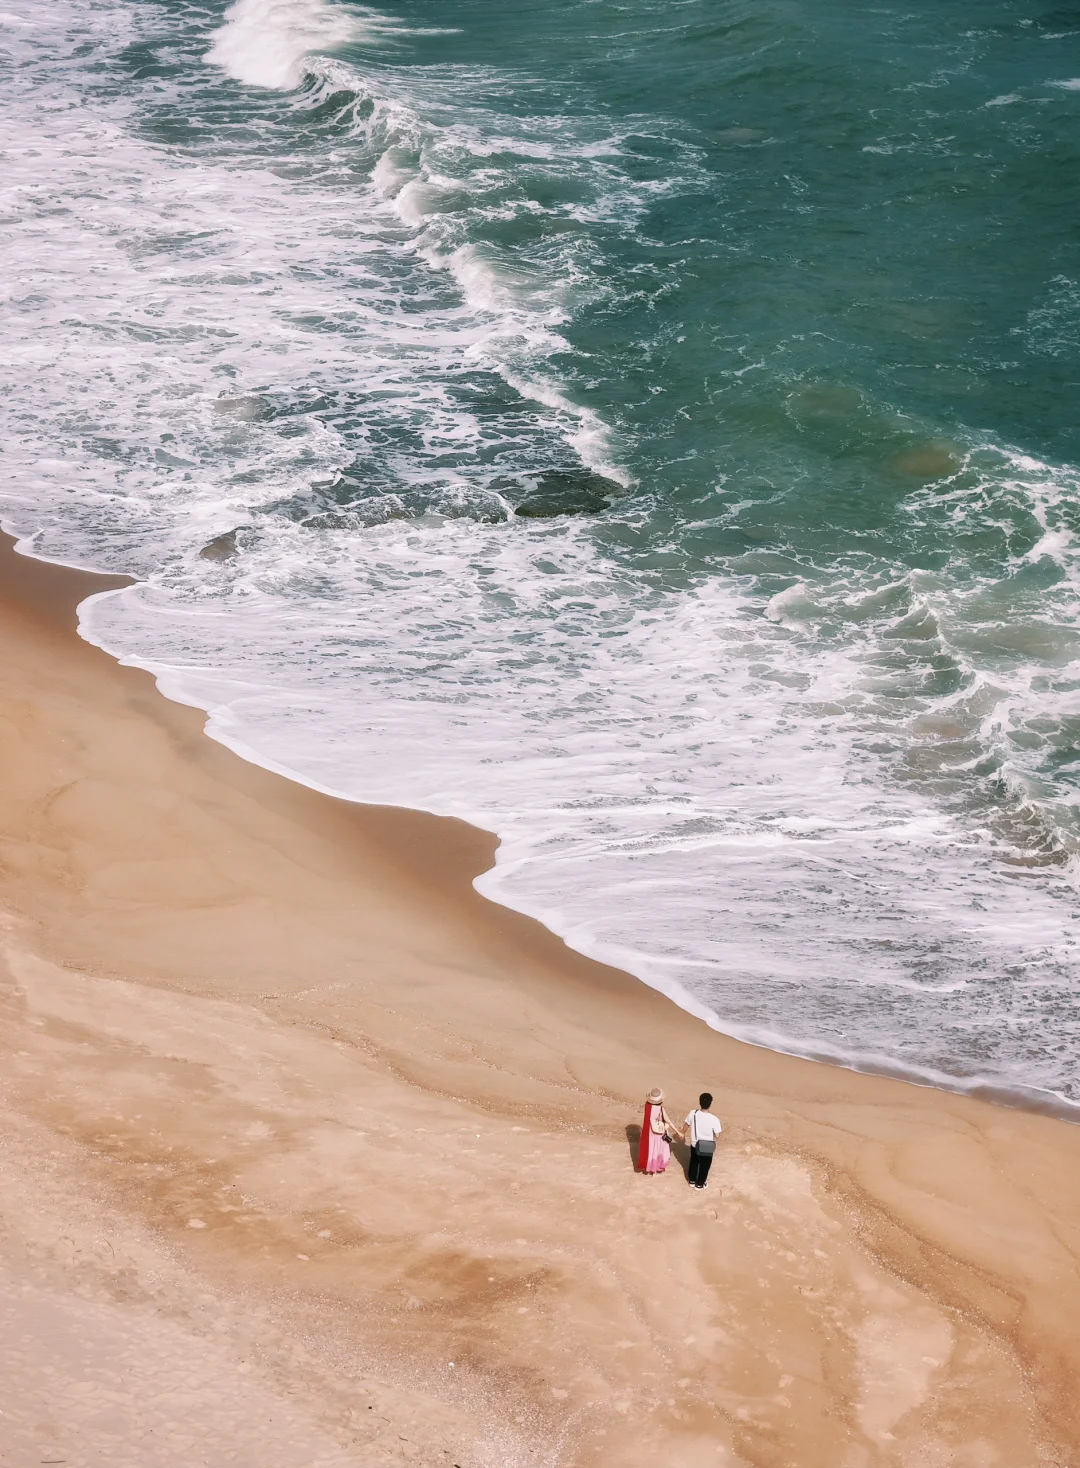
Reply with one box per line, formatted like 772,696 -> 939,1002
3,0 -> 1080,1103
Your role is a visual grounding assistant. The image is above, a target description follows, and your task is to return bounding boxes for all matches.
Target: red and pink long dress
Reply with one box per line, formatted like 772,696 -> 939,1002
637,1101 -> 671,1173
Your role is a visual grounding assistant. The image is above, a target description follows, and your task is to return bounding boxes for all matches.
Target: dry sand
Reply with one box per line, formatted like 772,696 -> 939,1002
1,530 -> 1079,1468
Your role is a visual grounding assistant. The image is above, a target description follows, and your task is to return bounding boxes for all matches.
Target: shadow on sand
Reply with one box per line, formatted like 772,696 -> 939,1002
625,1123 -> 690,1180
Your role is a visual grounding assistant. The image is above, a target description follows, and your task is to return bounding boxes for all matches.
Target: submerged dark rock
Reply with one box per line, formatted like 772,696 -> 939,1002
256,465 -> 619,535
199,529 -> 240,561
301,506 -> 403,531
513,468 -> 622,520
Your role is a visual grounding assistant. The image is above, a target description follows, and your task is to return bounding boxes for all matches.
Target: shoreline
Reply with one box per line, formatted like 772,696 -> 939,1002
16,528 -> 1078,1125
3,529 -> 1080,1464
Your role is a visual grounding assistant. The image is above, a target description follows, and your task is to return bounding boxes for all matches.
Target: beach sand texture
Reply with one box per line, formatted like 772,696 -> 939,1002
1,530 -> 1080,1468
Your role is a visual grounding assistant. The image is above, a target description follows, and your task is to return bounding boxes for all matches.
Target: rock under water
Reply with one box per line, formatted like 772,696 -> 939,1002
198,529 -> 240,561
513,468 -> 622,519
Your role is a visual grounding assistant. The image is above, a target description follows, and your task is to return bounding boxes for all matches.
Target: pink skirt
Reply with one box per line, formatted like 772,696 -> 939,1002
642,1130 -> 671,1173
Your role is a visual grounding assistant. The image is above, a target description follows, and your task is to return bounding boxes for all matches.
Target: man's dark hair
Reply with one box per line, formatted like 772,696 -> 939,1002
699,1092 -> 713,1109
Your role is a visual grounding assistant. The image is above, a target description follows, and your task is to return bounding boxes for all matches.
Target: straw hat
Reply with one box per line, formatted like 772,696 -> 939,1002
646,1087 -> 664,1104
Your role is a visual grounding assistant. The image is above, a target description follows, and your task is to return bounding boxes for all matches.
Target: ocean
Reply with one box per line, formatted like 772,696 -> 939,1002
3,0 -> 1080,1108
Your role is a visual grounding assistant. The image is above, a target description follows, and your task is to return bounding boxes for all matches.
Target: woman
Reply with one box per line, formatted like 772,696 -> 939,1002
637,1087 -> 674,1174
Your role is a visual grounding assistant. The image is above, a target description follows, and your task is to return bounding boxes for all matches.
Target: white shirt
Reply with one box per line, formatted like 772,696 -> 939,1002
685,1109 -> 722,1145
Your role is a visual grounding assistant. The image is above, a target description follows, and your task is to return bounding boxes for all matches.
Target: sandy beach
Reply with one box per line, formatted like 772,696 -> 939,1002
1,528 -> 1079,1468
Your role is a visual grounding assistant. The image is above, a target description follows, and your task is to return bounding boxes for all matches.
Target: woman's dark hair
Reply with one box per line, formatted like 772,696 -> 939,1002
699,1092 -> 713,1109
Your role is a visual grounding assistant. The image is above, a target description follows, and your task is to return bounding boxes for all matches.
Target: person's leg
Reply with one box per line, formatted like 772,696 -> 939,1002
688,1147 -> 702,1186
697,1150 -> 714,1188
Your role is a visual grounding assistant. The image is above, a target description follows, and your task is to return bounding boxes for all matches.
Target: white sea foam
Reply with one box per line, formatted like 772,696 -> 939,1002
66,511 -> 1080,1109
205,0 -> 389,89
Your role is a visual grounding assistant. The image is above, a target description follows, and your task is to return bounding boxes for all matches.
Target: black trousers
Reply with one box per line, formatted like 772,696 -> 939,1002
688,1145 -> 714,1186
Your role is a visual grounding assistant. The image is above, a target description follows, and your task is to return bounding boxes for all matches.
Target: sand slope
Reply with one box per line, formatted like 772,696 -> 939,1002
1,532 -> 1078,1468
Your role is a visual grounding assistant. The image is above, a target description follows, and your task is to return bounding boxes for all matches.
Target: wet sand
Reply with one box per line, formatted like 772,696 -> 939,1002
1,530 -> 1080,1467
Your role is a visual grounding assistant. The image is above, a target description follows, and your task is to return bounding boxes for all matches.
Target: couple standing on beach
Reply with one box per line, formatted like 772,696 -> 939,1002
638,1088 -> 722,1189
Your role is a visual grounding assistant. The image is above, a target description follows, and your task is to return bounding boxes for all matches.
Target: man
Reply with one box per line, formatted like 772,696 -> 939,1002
683,1092 -> 722,1190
